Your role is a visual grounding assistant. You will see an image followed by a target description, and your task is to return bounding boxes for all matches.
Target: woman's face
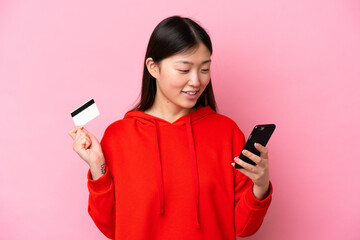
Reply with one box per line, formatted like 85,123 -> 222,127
147,42 -> 211,111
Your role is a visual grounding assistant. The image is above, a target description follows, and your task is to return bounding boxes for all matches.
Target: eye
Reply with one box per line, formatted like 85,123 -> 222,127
201,69 -> 209,73
178,69 -> 189,73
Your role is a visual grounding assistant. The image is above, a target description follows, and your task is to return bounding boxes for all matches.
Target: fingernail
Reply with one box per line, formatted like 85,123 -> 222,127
254,142 -> 258,146
231,162 -> 235,167
242,149 -> 246,154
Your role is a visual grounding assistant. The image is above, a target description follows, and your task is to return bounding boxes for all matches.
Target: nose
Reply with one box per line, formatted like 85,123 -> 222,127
188,72 -> 201,87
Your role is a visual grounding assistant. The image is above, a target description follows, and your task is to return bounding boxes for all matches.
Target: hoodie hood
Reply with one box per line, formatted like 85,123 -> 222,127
124,105 -> 215,127
123,105 -> 216,229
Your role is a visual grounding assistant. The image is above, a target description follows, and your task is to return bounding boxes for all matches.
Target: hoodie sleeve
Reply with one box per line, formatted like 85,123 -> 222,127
87,127 -> 116,239
232,125 -> 273,237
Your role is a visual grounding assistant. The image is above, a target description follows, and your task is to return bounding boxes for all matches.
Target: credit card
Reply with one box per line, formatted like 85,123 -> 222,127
71,98 -> 100,126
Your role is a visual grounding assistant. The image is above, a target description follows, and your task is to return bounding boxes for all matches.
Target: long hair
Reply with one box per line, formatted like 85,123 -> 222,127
129,15 -> 217,113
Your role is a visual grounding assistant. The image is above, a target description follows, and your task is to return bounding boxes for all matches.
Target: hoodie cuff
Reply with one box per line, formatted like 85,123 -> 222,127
87,166 -> 112,193
244,181 -> 273,209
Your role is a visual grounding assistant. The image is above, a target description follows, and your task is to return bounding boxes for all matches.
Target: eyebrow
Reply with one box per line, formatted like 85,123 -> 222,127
175,59 -> 212,65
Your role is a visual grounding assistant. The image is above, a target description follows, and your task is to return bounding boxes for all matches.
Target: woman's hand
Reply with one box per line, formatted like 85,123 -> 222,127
233,143 -> 270,200
69,126 -> 106,180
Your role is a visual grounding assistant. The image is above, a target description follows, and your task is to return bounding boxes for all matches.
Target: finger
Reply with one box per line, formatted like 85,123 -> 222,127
85,135 -> 92,148
81,137 -> 91,149
82,128 -> 95,142
241,149 -> 263,166
243,149 -> 269,169
68,126 -> 79,140
81,128 -> 101,146
234,165 -> 257,180
74,128 -> 83,142
234,156 -> 259,173
69,126 -> 84,140
254,143 -> 268,159
74,130 -> 90,145
75,128 -> 89,142
73,135 -> 91,152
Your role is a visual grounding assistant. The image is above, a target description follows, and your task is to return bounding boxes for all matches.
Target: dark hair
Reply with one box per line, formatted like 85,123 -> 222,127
129,15 -> 217,112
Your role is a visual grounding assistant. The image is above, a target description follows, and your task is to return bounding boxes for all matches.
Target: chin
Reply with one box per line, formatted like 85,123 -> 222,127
181,103 -> 197,110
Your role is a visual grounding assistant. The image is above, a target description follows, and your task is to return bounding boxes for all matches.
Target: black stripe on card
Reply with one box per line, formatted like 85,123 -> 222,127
71,99 -> 95,117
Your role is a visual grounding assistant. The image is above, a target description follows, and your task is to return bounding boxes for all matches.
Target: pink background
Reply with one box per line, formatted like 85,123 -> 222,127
1,0 -> 359,239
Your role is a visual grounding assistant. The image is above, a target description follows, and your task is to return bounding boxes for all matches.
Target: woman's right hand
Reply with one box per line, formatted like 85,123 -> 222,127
69,126 -> 106,180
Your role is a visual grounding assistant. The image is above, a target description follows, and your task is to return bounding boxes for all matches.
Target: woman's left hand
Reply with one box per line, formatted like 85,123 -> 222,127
233,143 -> 270,200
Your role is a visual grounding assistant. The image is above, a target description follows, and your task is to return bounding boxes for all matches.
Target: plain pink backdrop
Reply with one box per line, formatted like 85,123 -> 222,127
1,0 -> 359,239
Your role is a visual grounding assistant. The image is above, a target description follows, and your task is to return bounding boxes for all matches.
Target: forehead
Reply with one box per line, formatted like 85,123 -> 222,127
168,43 -> 211,63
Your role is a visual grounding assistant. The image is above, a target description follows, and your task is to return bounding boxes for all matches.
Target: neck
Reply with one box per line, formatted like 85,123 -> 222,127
144,103 -> 195,124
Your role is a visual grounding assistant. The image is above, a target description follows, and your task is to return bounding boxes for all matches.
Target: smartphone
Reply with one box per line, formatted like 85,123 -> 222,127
234,124 -> 276,169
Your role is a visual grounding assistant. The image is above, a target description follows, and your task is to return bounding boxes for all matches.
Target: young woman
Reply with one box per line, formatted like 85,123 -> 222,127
69,15 -> 272,240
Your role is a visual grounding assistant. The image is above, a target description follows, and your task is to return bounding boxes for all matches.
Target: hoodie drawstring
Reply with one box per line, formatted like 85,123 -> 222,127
186,116 -> 201,229
152,119 -> 165,215
151,117 -> 201,229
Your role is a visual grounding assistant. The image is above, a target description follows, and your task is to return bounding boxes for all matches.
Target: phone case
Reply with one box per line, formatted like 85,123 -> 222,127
235,124 -> 276,169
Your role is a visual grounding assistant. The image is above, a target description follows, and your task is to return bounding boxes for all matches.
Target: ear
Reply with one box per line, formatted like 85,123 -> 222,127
146,57 -> 160,79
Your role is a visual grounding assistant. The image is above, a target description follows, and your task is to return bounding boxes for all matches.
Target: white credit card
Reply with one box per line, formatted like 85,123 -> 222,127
71,98 -> 100,126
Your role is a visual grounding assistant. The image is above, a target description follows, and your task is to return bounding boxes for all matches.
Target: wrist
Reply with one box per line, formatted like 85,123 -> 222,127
89,157 -> 106,180
253,182 -> 270,200
89,156 -> 105,169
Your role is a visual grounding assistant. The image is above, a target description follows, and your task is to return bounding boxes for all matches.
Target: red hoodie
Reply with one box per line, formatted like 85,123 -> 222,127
87,105 -> 272,240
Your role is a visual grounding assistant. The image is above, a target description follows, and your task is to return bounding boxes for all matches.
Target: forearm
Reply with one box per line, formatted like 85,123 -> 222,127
87,167 -> 115,239
235,182 -> 273,237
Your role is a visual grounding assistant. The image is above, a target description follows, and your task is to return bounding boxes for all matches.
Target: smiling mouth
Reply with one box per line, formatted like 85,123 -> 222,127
182,91 -> 199,95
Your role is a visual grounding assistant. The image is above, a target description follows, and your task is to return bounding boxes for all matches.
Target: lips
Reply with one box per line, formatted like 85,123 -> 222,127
182,91 -> 199,95
182,91 -> 199,99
